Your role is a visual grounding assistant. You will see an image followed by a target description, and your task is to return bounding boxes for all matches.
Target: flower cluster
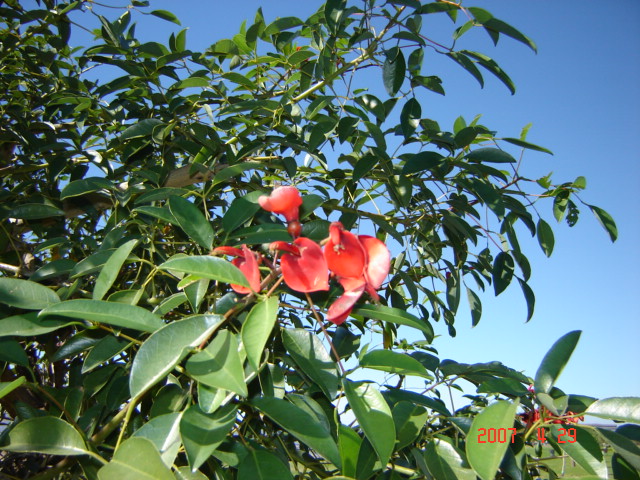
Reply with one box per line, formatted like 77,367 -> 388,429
519,407 -> 584,428
213,186 -> 391,325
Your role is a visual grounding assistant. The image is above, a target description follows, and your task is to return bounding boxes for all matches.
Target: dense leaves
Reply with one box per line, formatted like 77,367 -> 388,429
0,1 -> 630,479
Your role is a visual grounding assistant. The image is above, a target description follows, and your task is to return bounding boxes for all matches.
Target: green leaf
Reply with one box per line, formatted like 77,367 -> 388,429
466,287 -> 482,327
120,119 -> 164,141
150,9 -> 181,25
242,297 -> 278,372
2,417 -> 88,456
466,400 -> 519,480
252,396 -> 341,467
222,192 -> 262,234
0,312 -> 76,337
0,376 -> 27,399
465,147 -> 516,163
180,404 -> 237,471
133,413 -> 182,468
351,304 -> 433,342
324,0 -> 346,33
383,47 -> 406,96
596,427 -> 640,471
360,349 -> 432,379
262,16 -> 303,36
339,424 -> 362,478
60,177 -> 114,200
492,251 -> 514,296
502,137 -> 553,154
534,330 -> 581,394
0,278 -> 60,309
168,196 -> 214,250
424,439 -> 475,480
536,218 -> 554,257
588,204 -> 618,242
171,76 -> 210,90
186,330 -> 247,397
158,255 -> 249,288
98,437 -> 173,480
586,397 -> 640,423
463,50 -> 515,94
549,425 -> 607,478
5,203 -> 64,220
400,98 -> 421,140
402,151 -> 445,174
237,449 -> 293,480
282,328 -> 339,399
517,278 -> 535,322
392,401 -> 429,450
40,299 -> 163,333
343,380 -> 395,467
129,315 -> 224,399
82,335 -> 130,373
447,52 -> 484,88
0,338 -> 30,366
93,239 -> 138,301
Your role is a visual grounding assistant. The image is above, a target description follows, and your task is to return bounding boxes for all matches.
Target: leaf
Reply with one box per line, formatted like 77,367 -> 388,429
252,396 -> 341,467
517,278 -> 535,322
588,204 -> 618,242
424,439 -> 475,480
402,151 -> 445,174
466,400 -> 519,480
463,50 -> 515,94
40,299 -> 163,333
596,427 -> 640,470
0,338 -> 30,366
383,47 -> 406,96
343,380 -> 396,467
168,196 -> 214,250
60,177 -> 114,200
351,304 -> 433,342
237,449 -> 293,480
0,376 -> 27,399
536,218 -> 554,257
466,287 -> 482,326
447,52 -> 484,88
93,239 -> 138,301
129,315 -> 224,399
222,192 -> 262,234
549,425 -> 607,478
586,397 -> 640,423
171,77 -> 210,90
282,328 -> 339,399
158,255 -> 249,287
534,330 -> 581,394
150,9 -> 181,25
83,335 -> 130,373
324,0 -> 346,33
180,404 -> 237,471
120,119 -> 164,141
392,402 -> 429,450
5,204 -> 64,220
492,251 -> 514,296
133,412 -> 182,467
242,297 -> 279,372
465,147 -> 516,164
360,349 -> 432,379
0,312 -> 76,337
502,137 -> 553,154
2,417 -> 88,456
400,98 -> 421,140
98,437 -> 173,480
186,330 -> 247,397
0,278 -> 60,309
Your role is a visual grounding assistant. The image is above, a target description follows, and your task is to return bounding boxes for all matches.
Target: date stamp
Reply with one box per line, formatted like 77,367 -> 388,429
477,427 -> 577,444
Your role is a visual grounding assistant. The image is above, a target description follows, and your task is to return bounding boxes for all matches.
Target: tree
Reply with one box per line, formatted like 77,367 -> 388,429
0,0 -> 636,479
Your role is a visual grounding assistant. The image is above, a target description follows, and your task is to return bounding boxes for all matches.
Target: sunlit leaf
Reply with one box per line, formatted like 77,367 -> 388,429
3,417 -> 88,456
158,255 -> 249,287
242,296 -> 279,372
98,437 -> 173,480
0,278 -> 60,310
534,330 -> 581,394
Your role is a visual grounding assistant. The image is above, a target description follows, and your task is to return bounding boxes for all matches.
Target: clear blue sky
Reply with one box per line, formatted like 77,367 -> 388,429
76,2 -> 640,404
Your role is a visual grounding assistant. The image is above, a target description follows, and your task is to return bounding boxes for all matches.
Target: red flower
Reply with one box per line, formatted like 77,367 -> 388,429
211,245 -> 261,295
324,222 -> 390,325
258,186 -> 303,223
270,237 -> 329,292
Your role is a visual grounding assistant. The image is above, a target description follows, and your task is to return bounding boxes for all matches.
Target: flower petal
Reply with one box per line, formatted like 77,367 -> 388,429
230,245 -> 261,294
324,222 -> 366,279
258,186 -> 302,222
358,235 -> 390,292
326,278 -> 366,325
281,237 -> 329,292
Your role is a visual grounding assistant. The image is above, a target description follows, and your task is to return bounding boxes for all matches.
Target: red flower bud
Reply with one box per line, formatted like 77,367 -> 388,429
258,186 -> 303,222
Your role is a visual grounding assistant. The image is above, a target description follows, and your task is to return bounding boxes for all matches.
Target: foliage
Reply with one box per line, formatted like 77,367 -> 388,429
0,0 -> 635,479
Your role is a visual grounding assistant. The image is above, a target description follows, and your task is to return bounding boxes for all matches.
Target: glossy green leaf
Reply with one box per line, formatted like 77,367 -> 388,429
150,9 -> 181,25
186,330 -> 247,397
129,315 -> 223,399
536,218 -> 554,257
339,424 -> 362,478
492,251 -> 514,296
466,400 -> 519,480
133,412 -> 182,467
120,119 -> 164,141
534,330 -> 581,394
83,335 -> 130,373
0,376 -> 27,399
93,239 -> 138,301
588,204 -> 618,242
550,425 -> 607,478
133,206 -> 175,223
464,50 -> 515,94
222,192 -> 262,234
5,203 -> 64,220
424,439 -> 475,480
60,177 -> 113,200
0,338 -> 30,366
447,51 -> 484,88
343,380 -> 395,467
392,401 -> 429,450
3,416 -> 88,456
180,404 -> 237,471
586,397 -> 640,423
174,467 -> 209,480
242,296 -> 279,372
400,97 -> 421,140
466,287 -> 482,326
324,0 -> 346,33
252,396 -> 341,467
40,299 -> 163,333
360,350 -> 432,379
402,151 -> 445,174
0,312 -> 77,337
158,255 -> 249,287
282,328 -> 339,399
351,304 -> 433,342
465,147 -> 516,164
596,427 -> 640,470
502,137 -> 553,154
0,278 -> 60,309
383,47 -> 406,96
171,77 -> 210,90
518,278 -> 536,322
237,449 -> 293,480
98,437 -> 173,480
168,196 -> 214,250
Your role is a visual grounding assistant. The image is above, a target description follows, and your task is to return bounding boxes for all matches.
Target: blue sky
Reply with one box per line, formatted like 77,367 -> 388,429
74,2 -> 639,404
